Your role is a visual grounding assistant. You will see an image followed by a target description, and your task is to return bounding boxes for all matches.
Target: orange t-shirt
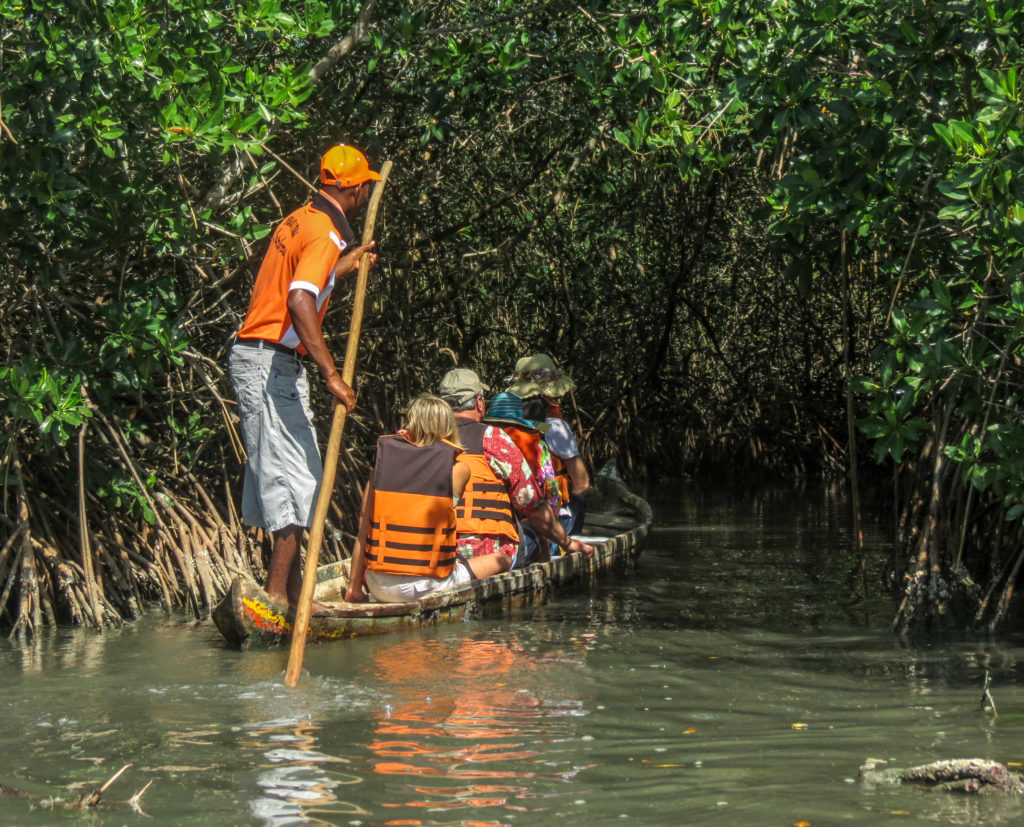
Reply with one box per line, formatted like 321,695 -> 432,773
237,191 -> 352,350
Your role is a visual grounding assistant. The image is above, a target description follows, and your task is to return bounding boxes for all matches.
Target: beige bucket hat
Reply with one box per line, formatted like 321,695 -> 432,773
505,353 -> 576,399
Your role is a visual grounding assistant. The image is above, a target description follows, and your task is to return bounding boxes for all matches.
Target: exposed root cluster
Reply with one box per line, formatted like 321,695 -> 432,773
860,758 -> 1024,795
0,407 -> 361,640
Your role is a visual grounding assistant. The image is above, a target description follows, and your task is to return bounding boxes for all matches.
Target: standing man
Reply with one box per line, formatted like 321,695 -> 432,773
438,368 -> 594,575
229,143 -> 380,608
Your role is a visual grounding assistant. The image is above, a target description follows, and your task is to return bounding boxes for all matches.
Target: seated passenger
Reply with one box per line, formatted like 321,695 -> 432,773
484,391 -> 562,567
440,369 -> 594,573
509,354 -> 590,537
345,394 -> 482,604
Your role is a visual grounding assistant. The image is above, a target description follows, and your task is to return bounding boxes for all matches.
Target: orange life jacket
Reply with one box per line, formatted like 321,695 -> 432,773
366,434 -> 460,579
496,423 -> 542,477
549,451 -> 571,506
455,420 -> 519,542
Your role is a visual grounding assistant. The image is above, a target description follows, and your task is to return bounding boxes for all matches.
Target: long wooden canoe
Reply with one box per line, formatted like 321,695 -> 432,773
212,474 -> 651,649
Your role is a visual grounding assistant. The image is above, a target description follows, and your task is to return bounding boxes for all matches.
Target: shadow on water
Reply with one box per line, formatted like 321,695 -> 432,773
1,479 -> 1024,825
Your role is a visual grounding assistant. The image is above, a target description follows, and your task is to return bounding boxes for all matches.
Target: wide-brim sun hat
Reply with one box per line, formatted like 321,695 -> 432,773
484,392 -> 550,433
505,353 -> 576,399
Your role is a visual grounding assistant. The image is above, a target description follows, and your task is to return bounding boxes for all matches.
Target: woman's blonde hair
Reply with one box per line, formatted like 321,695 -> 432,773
403,394 -> 462,448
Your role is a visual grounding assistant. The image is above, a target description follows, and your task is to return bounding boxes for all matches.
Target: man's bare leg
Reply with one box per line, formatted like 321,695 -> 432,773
264,525 -> 331,614
265,524 -> 303,604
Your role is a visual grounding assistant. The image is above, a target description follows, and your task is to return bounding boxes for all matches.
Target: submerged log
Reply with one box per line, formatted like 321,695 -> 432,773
860,758 -> 1024,794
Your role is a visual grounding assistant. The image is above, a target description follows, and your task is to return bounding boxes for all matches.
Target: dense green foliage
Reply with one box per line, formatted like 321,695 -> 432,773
1,0 -> 1022,636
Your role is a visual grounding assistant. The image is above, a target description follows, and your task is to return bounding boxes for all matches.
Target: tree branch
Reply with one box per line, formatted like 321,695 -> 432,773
309,0 -> 380,83
200,0 -> 380,211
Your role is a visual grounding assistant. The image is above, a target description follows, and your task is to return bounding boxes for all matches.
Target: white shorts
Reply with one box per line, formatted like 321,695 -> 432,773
229,341 -> 322,532
365,561 -> 474,603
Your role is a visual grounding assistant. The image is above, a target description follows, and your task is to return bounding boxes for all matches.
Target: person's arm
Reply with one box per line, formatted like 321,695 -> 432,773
452,460 -> 470,499
344,478 -> 375,603
334,240 -> 377,277
524,502 -> 595,557
287,289 -> 356,410
564,455 -> 590,495
286,241 -> 377,412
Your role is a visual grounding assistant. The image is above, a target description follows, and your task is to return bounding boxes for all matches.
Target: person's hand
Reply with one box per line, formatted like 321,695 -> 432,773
344,586 -> 368,603
325,371 -> 356,412
567,538 -> 595,558
335,241 -> 377,276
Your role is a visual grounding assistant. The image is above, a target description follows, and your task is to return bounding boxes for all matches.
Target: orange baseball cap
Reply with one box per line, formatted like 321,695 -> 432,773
320,144 -> 382,188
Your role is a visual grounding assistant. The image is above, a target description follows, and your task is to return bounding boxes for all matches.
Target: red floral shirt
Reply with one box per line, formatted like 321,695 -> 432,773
457,425 -> 541,560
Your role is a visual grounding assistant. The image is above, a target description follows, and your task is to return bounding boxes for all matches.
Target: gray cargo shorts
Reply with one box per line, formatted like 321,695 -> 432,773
228,340 -> 322,532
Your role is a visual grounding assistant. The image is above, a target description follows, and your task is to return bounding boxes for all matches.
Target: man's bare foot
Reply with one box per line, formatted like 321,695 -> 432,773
266,590 -> 330,616
344,588 -> 368,604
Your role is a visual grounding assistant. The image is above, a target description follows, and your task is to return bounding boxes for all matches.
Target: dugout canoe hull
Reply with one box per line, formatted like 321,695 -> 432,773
212,475 -> 651,649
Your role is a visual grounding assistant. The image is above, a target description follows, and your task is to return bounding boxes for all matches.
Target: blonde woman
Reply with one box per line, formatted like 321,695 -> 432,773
346,395 -> 493,603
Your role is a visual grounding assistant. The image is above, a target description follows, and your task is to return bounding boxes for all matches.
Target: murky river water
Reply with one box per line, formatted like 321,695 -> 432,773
3,481 -> 1024,826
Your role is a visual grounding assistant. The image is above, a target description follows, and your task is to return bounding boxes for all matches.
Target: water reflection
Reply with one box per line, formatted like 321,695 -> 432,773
364,635 -> 592,818
245,717 -> 366,825
642,479 -> 894,635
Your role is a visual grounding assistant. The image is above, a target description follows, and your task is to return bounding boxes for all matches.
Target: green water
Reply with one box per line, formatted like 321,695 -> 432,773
2,481 -> 1024,826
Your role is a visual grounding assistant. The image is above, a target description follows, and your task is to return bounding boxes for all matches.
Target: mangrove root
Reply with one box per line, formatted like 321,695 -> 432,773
0,762 -> 152,812
860,758 -> 1024,794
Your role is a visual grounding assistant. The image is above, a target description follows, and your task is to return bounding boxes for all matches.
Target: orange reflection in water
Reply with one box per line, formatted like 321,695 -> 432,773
365,635 -> 586,817
380,820 -> 504,827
